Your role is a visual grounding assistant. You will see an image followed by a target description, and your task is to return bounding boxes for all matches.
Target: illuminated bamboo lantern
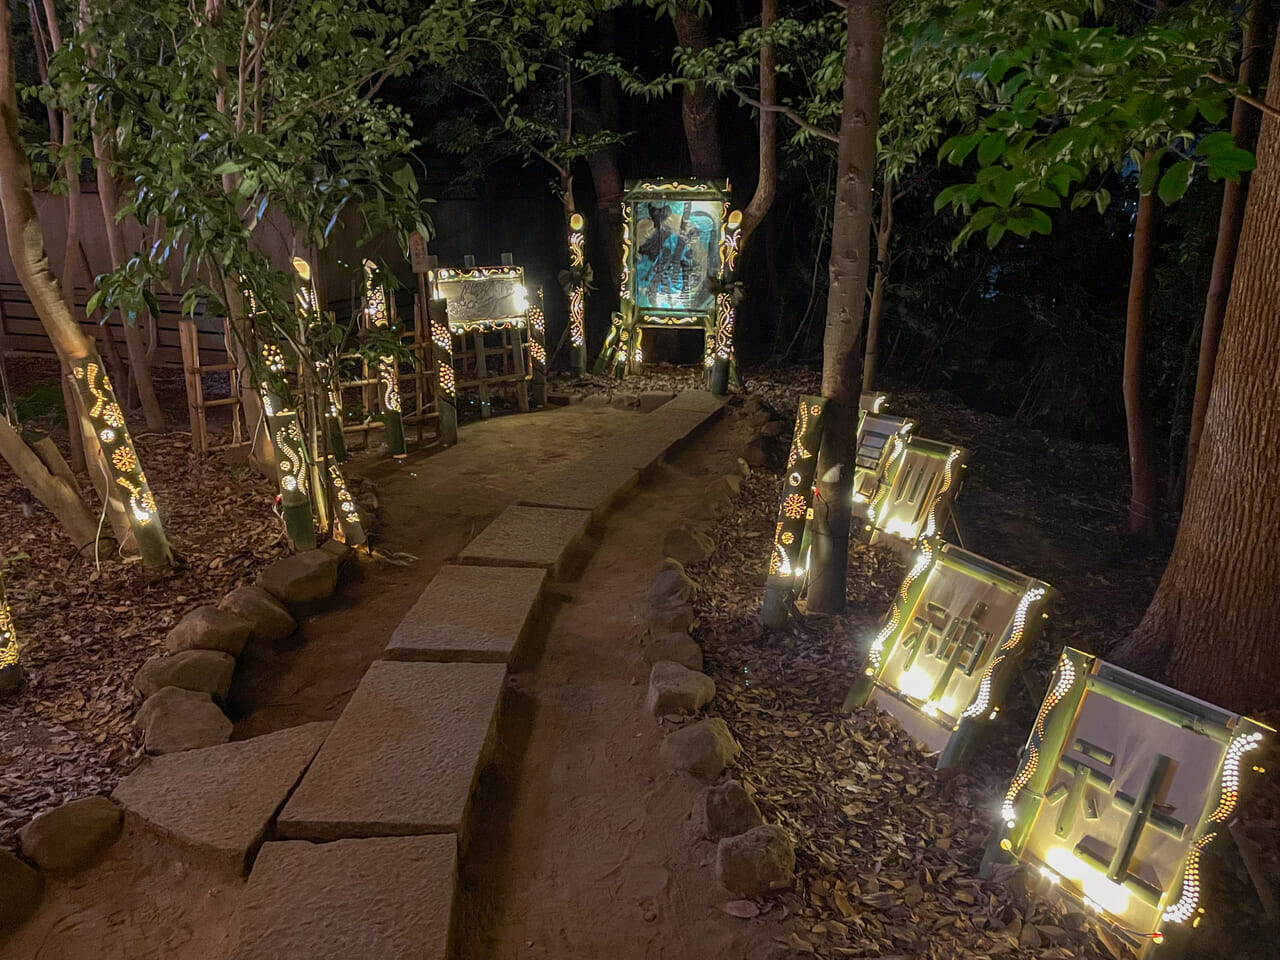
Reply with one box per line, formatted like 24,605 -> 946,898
708,208 -> 742,396
986,648 -> 1273,958
593,206 -> 632,377
362,259 -> 406,458
567,212 -> 588,374
426,284 -> 459,445
0,571 -> 21,696
528,290 -> 548,406
262,390 -> 318,550
67,358 -> 172,568
761,395 -> 826,627
326,455 -> 367,547
843,538 -> 1054,767
291,256 -> 346,463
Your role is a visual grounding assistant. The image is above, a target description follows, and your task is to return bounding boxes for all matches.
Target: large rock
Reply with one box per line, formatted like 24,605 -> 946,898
278,662 -> 506,841
647,601 -> 696,634
0,848 -> 42,930
136,686 -> 233,755
642,630 -> 703,672
17,796 -> 122,874
219,586 -> 298,645
647,567 -> 696,608
135,650 -> 236,700
662,525 -> 715,565
716,824 -> 795,897
647,661 -> 715,717
111,722 -> 332,873
743,436 -> 769,468
165,605 -> 251,656
660,718 -> 740,781
695,780 -> 763,841
257,550 -> 339,606
227,837 -> 456,960
759,420 -> 787,438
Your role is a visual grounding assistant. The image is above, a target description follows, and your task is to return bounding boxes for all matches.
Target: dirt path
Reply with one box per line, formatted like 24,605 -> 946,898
454,405 -> 791,960
0,401 -> 667,960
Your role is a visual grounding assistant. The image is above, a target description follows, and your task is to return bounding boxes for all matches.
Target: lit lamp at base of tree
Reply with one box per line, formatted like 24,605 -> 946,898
264,395 -> 318,551
67,357 -> 172,569
762,395 -> 827,627
0,573 -> 21,697
327,456 -> 367,547
429,299 -> 458,446
566,213 -> 588,375
529,297 -> 548,407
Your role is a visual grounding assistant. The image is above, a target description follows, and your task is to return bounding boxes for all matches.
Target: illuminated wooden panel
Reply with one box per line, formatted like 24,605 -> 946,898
865,436 -> 967,551
431,265 -> 529,332
764,396 -> 826,591
859,391 -> 888,415
845,539 -> 1053,767
990,648 -> 1272,957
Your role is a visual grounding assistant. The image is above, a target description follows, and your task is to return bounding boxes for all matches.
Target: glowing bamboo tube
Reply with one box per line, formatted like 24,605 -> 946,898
0,571 -> 21,696
567,213 -> 587,374
326,455 -> 367,547
291,256 -> 346,462
68,356 -> 172,568
362,259 -> 406,457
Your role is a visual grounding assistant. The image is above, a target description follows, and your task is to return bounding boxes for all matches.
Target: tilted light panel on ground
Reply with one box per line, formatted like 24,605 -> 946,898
850,411 -> 915,526
845,539 -> 1054,768
989,648 -> 1272,958
864,435 -> 967,553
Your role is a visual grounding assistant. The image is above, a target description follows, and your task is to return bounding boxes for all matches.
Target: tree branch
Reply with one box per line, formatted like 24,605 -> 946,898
731,86 -> 838,143
1208,72 -> 1280,120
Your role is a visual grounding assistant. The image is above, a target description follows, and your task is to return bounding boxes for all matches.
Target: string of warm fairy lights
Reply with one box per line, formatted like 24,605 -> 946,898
1001,653 -> 1077,826
961,586 -> 1047,720
923,448 -> 963,538
866,542 -> 934,671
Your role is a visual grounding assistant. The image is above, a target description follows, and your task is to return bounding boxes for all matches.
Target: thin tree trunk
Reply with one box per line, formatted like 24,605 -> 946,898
806,0 -> 887,614
862,184 -> 893,393
0,1 -> 171,567
94,137 -> 167,431
672,3 -> 723,178
1185,0 -> 1268,496
0,414 -> 98,546
738,0 -> 777,250
1123,177 -> 1158,539
1115,24 -> 1280,712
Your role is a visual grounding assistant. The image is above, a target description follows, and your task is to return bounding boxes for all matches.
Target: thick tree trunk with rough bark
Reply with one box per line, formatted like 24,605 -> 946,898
1185,0 -> 1268,495
672,3 -> 723,178
1123,182 -> 1158,539
806,0 -> 886,614
1115,26 -> 1280,712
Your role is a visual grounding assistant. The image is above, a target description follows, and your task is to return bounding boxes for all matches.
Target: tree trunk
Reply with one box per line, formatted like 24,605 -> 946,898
1115,24 -> 1280,712
806,0 -> 886,614
672,3 -> 723,178
0,1 -> 172,567
0,415 -> 98,546
1123,177 -> 1158,539
738,0 -> 777,250
1185,0 -> 1268,497
94,137 -> 167,432
862,184 -> 893,393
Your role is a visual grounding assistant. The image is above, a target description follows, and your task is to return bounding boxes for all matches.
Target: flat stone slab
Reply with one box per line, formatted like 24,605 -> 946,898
386,565 -> 546,662
278,661 -> 506,841
111,722 -> 331,873
228,836 -> 456,960
455,505 -> 590,577
519,462 -> 639,520
666,388 -> 725,414
593,431 -> 677,473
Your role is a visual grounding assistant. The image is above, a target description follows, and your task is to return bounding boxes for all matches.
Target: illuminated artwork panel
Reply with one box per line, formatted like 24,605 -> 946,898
998,649 -> 1272,957
852,412 -> 914,517
434,266 -> 528,331
865,542 -> 1051,751
631,200 -> 721,314
868,436 -> 966,547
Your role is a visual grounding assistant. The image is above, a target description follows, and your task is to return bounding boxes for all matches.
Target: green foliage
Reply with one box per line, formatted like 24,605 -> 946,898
926,0 -> 1249,248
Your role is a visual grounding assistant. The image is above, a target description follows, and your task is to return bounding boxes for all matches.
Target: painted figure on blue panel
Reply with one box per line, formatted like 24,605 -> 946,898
634,201 -> 718,312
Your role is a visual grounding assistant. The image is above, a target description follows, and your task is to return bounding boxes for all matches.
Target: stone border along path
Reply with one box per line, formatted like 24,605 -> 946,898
215,389 -> 725,960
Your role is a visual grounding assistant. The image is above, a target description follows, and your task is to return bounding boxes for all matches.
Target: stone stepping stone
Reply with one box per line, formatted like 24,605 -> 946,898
455,505 -> 589,578
278,661 -> 506,841
111,721 -> 332,873
666,388 -> 725,414
385,565 -> 545,663
592,431 -> 678,473
228,836 -> 455,960
519,463 -> 639,520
